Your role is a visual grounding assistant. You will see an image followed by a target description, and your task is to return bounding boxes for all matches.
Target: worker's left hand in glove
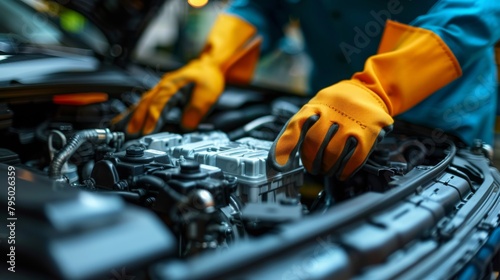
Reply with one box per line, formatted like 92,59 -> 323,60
269,20 -> 462,180
111,14 -> 261,138
116,58 -> 225,137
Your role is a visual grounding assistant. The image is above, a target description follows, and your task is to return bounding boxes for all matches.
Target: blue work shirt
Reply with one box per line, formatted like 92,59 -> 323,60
227,0 -> 500,145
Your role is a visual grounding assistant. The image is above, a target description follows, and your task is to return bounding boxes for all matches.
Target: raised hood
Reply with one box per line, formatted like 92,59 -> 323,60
50,0 -> 167,64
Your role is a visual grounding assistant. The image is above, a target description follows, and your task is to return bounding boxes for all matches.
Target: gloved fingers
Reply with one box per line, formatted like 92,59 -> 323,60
110,102 -> 137,131
181,95 -> 213,130
126,89 -> 157,135
337,131 -> 374,180
180,74 -> 224,130
334,124 -> 393,180
379,124 -> 394,143
302,120 -> 339,175
133,81 -> 186,135
110,85 -> 161,132
268,113 -> 319,171
326,136 -> 358,180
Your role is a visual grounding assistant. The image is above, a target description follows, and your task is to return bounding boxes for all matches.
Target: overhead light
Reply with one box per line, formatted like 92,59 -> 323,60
187,0 -> 209,8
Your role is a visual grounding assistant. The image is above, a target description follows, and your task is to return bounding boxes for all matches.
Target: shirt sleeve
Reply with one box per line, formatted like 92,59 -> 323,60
224,0 -> 289,54
410,0 -> 500,69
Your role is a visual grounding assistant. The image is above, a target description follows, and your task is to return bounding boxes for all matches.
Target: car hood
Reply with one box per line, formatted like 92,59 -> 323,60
49,0 -> 167,64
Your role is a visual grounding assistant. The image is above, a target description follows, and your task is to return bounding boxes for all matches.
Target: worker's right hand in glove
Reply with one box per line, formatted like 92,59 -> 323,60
111,14 -> 261,138
268,20 -> 462,180
269,80 -> 395,180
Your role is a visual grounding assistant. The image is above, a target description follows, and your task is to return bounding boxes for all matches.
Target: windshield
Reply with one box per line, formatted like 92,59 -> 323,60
0,0 -> 108,54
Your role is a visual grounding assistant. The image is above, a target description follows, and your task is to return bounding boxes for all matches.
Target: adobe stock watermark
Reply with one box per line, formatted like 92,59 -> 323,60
6,166 -> 17,273
442,73 -> 497,131
340,0 -> 406,63
109,267 -> 136,280
281,235 -> 344,280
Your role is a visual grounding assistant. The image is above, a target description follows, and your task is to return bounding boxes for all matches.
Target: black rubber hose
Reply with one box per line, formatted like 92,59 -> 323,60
97,191 -> 141,202
136,175 -> 185,202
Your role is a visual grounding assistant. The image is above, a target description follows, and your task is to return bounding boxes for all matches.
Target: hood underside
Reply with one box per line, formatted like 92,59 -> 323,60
50,0 -> 167,64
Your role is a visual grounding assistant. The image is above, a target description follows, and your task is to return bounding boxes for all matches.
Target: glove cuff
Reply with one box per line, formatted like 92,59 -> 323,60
200,14 -> 261,85
353,20 -> 462,116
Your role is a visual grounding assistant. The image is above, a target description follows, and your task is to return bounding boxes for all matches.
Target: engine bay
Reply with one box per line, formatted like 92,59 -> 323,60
1,90 -> 500,280
0,1 -> 499,279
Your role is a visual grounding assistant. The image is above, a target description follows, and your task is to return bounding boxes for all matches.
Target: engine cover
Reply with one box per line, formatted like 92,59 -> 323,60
137,132 -> 304,203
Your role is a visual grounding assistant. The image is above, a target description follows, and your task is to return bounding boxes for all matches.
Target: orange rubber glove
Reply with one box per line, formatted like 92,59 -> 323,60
268,20 -> 462,180
112,14 -> 261,137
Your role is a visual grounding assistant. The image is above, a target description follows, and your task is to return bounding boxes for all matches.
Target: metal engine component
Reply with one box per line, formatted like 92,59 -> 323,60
86,141 -> 243,256
83,130 -> 304,255
151,138 -> 500,280
49,128 -> 124,182
138,132 -> 304,203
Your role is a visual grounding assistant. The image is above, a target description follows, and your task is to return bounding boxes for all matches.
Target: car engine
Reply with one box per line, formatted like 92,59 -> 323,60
76,130 -> 304,256
1,92 -> 500,280
1,1 -> 498,278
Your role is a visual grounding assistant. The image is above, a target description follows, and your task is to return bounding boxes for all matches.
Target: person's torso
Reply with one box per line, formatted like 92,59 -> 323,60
282,0 -> 497,145
284,0 -> 437,90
